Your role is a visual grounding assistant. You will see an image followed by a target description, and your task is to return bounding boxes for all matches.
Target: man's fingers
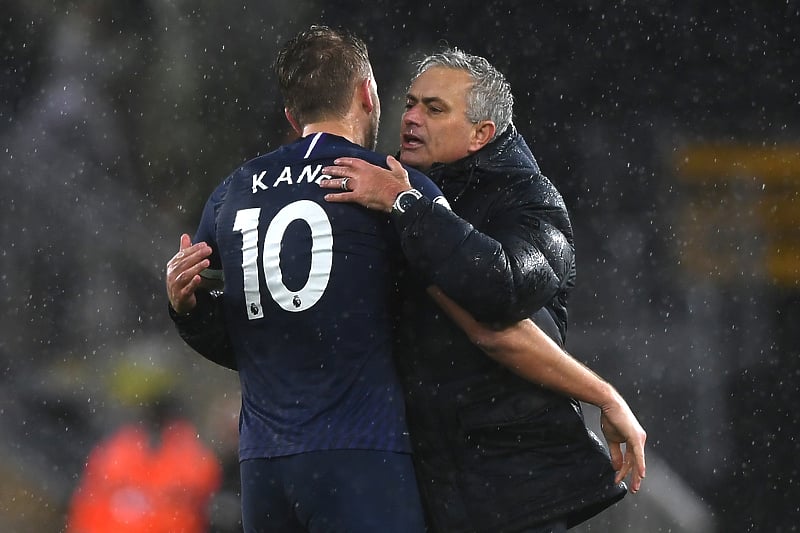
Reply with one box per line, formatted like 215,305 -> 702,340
323,192 -> 354,203
166,235 -> 210,314
324,157 -> 387,178
171,242 -> 211,266
168,251 -> 201,275
167,246 -> 210,289
331,157 -> 357,167
608,442 -> 624,472
625,454 -> 643,493
615,456 -> 633,487
323,158 -> 361,177
630,429 -> 647,487
322,165 -> 348,178
630,470 -> 643,493
179,257 -> 210,282
386,155 -> 410,182
634,443 -> 647,480
613,447 -> 647,493
386,155 -> 403,172
186,258 -> 210,277
181,272 -> 203,293
319,178 -> 351,190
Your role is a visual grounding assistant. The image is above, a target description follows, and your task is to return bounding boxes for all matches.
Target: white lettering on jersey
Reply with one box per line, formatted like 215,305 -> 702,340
274,166 -> 293,187
252,171 -> 268,193
250,164 -> 332,194
298,164 -> 323,184
303,132 -> 323,159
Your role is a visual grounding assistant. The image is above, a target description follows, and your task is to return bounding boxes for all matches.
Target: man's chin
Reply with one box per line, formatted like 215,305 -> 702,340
399,149 -> 430,171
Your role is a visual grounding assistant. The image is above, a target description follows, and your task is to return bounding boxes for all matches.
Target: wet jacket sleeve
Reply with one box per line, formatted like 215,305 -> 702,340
168,290 -> 237,371
393,183 -> 574,325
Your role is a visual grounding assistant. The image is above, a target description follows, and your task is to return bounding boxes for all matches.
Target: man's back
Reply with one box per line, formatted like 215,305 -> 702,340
195,133 -> 437,460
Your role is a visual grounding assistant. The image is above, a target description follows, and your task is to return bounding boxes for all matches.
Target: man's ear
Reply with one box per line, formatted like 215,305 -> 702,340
284,108 -> 302,135
358,78 -> 375,114
469,120 -> 497,152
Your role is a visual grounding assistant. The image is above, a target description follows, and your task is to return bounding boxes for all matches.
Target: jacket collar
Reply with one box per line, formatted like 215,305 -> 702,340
427,123 -> 540,185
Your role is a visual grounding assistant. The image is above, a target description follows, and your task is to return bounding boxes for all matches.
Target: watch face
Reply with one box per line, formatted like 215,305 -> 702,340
398,193 -> 417,212
393,189 -> 422,214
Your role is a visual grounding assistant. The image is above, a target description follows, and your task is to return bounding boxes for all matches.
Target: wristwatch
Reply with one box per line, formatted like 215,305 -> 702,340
391,188 -> 423,215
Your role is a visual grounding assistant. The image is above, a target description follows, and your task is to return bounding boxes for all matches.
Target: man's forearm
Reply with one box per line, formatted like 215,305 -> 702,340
427,286 -> 615,408
427,286 -> 647,491
482,319 -> 617,408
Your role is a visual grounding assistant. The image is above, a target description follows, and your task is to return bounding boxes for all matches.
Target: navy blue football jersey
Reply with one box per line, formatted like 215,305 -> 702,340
194,133 -> 445,460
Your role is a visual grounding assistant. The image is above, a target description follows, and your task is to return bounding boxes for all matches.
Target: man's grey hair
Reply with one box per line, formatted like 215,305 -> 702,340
413,48 -> 513,142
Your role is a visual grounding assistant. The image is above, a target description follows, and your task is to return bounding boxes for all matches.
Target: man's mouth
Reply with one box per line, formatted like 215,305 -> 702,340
401,132 -> 424,149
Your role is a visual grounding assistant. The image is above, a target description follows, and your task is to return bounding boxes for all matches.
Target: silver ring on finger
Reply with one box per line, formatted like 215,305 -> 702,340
341,177 -> 350,191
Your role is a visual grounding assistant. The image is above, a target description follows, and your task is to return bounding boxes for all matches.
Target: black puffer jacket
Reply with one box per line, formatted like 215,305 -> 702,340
394,123 -> 575,337
391,125 -> 625,531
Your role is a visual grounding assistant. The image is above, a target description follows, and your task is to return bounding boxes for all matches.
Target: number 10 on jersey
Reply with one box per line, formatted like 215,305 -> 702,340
232,200 -> 333,319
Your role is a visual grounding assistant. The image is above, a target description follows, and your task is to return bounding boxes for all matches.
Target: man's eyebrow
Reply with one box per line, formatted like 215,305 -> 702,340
406,94 -> 449,107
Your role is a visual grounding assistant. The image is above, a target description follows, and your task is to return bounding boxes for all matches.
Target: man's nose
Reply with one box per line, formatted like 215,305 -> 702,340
402,105 -> 422,126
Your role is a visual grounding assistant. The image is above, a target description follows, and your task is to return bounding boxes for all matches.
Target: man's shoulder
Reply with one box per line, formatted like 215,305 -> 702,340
235,143 -> 303,173
478,162 -> 546,190
475,165 -> 569,216
326,142 -> 387,166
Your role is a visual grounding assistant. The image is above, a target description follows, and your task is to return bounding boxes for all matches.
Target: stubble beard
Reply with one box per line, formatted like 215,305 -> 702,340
365,111 -> 380,151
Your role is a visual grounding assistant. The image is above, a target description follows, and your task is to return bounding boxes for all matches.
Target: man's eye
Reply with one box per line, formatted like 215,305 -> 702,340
429,107 -> 442,114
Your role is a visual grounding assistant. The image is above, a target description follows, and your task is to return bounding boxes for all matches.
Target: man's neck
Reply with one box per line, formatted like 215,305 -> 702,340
302,120 -> 362,147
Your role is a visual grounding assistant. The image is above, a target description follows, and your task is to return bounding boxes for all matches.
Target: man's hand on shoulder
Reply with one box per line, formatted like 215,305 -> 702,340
321,155 -> 411,212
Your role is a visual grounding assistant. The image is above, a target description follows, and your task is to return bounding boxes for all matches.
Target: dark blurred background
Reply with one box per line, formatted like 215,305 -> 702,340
1,1 -> 798,531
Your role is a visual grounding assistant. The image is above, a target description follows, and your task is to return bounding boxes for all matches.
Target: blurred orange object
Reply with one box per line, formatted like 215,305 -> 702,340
66,420 -> 222,533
